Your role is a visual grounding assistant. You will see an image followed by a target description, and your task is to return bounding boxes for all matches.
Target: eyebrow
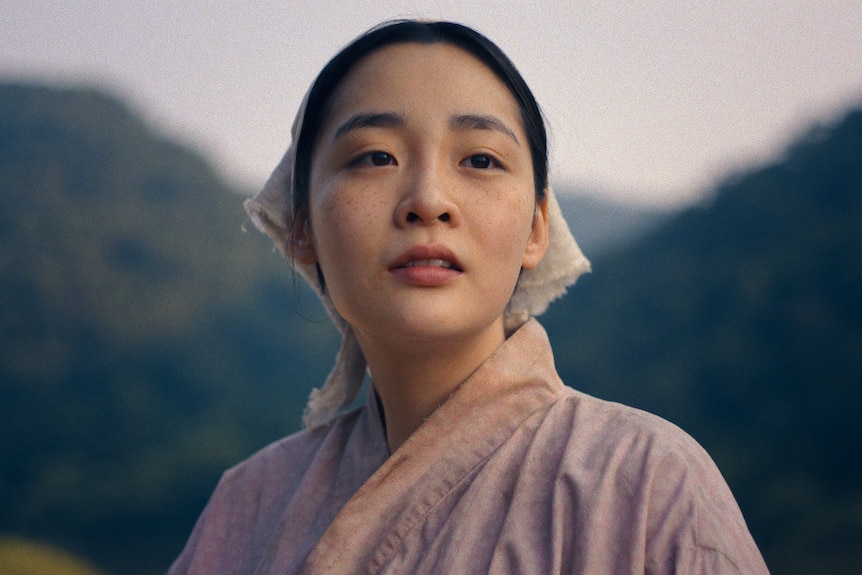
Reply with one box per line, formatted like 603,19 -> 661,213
450,114 -> 520,146
331,111 -> 520,146
333,112 -> 405,140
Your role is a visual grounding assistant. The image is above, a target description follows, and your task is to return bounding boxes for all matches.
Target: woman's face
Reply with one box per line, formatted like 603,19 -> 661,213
292,42 -> 548,348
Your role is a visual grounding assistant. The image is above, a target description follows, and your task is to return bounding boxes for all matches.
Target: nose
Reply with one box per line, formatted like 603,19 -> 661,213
393,161 -> 460,227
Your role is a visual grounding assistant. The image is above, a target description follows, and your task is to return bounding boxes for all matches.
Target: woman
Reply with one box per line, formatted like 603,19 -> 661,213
169,20 -> 768,574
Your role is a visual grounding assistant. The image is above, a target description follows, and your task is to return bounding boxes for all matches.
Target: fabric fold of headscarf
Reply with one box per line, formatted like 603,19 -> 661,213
244,91 -> 590,430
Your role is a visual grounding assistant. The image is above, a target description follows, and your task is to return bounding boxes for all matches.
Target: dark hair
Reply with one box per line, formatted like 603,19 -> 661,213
292,20 -> 548,218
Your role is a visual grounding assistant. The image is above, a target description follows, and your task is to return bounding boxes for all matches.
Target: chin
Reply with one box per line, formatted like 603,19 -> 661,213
386,312 -> 506,346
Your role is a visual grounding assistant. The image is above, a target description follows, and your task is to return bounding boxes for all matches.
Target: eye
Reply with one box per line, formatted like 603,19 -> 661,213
461,154 -> 501,170
352,151 -> 396,167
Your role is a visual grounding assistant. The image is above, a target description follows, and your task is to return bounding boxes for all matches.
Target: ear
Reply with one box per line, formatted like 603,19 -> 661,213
289,210 -> 318,265
521,195 -> 549,270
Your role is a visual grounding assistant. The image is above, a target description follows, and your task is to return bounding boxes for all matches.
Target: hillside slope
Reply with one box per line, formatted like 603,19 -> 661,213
0,83 -> 340,574
544,108 -> 862,574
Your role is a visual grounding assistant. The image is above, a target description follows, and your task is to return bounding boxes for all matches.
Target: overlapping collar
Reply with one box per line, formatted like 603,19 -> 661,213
302,318 -> 565,574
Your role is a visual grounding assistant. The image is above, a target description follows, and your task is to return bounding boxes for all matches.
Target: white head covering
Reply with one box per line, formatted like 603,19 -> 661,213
245,73 -> 590,431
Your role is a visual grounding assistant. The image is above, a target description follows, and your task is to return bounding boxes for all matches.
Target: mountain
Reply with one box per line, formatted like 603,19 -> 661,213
554,191 -> 672,258
0,83 -> 341,574
543,107 -> 862,574
2,81 -> 861,574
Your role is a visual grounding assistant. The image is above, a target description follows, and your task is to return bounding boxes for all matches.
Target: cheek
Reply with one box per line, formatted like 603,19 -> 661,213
473,188 -> 536,254
309,183 -> 382,269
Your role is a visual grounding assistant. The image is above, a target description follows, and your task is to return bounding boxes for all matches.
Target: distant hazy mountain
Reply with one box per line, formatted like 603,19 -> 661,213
554,191 -> 672,258
2,81 -> 860,574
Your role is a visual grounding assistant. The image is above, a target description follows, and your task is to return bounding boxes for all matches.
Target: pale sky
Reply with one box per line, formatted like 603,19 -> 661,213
2,1 -> 861,207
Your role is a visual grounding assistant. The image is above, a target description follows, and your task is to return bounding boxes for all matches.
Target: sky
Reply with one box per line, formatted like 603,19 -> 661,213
2,0 -> 861,208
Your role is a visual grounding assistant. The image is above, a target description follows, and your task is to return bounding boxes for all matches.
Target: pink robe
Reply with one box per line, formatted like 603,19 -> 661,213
169,319 -> 769,574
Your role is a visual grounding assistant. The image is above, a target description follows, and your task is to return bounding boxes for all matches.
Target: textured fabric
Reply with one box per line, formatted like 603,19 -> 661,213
169,320 -> 769,575
243,88 -> 591,430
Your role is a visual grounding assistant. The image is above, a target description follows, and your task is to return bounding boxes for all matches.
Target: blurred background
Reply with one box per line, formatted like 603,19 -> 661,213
1,2 -> 860,573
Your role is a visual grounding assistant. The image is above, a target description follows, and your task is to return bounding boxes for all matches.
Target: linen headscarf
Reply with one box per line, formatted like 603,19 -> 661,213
245,86 -> 591,430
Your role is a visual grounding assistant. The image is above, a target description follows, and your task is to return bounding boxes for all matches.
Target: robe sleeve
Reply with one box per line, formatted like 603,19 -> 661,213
639,423 -> 769,574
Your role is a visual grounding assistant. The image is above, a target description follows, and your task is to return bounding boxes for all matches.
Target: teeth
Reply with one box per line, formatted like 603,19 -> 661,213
403,259 -> 453,268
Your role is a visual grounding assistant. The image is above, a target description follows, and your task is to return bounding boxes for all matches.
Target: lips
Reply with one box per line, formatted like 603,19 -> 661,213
390,246 -> 463,272
389,245 -> 463,286
399,258 -> 455,269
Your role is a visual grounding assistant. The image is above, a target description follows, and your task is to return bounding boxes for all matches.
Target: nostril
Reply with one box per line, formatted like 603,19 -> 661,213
404,211 -> 451,224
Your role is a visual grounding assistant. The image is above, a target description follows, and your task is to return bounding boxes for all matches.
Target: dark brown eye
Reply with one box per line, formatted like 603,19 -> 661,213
462,154 -> 499,169
371,152 -> 394,166
353,151 -> 395,167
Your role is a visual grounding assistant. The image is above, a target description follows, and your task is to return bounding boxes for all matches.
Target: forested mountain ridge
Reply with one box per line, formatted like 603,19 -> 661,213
0,83 -> 340,574
543,106 -> 862,574
2,81 -> 860,574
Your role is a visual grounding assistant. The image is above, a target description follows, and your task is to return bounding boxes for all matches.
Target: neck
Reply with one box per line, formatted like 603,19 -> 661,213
357,320 -> 507,452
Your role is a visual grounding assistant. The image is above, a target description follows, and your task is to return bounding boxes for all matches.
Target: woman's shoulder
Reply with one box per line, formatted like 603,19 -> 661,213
538,386 -> 743,529
218,405 -> 369,494
538,387 -> 766,572
167,404 -> 390,573
549,385 -> 715,465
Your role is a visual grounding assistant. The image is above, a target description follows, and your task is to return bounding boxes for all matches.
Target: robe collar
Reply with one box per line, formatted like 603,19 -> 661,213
302,318 -> 565,573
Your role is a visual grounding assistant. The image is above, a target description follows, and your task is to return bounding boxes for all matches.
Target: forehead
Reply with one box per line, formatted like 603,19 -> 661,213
322,42 -> 523,131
